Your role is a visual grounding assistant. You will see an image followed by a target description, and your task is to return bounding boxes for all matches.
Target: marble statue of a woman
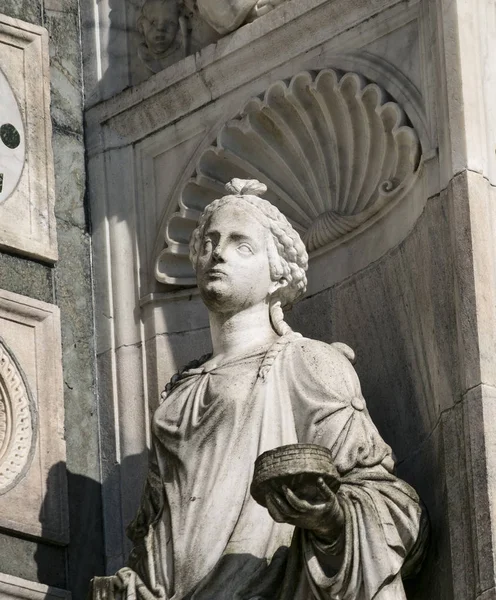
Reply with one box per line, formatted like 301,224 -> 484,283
91,178 -> 425,600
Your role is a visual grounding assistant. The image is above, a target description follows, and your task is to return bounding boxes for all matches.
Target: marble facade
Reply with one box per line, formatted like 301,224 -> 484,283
0,2 -> 102,599
0,0 -> 495,598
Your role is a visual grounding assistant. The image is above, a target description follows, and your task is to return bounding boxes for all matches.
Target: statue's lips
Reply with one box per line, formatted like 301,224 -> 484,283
205,268 -> 229,278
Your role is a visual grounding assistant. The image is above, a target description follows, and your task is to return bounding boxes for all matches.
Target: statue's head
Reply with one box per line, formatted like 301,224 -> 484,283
189,178 -> 308,335
137,0 -> 179,56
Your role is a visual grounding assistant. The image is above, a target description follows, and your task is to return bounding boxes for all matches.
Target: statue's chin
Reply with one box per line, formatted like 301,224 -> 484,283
200,283 -> 259,315
199,281 -> 233,311
149,41 -> 173,54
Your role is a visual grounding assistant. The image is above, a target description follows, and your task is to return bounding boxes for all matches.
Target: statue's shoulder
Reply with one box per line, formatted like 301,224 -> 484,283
261,335 -> 362,401
259,334 -> 357,382
283,336 -> 356,366
160,352 -> 212,402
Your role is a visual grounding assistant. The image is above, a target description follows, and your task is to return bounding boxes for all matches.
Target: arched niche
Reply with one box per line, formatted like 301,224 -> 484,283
154,66 -> 428,295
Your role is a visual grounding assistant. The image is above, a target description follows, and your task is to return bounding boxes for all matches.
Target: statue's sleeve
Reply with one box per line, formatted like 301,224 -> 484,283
284,339 -> 425,600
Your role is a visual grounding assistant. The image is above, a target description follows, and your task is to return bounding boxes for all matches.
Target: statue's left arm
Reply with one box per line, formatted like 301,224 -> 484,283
279,339 -> 426,600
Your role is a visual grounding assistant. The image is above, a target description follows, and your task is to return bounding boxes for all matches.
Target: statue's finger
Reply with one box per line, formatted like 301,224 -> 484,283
272,490 -> 300,518
282,485 -> 312,512
266,494 -> 286,523
317,477 -> 336,501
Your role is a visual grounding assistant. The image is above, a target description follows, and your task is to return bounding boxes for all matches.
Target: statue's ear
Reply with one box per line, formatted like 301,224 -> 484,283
268,278 -> 287,296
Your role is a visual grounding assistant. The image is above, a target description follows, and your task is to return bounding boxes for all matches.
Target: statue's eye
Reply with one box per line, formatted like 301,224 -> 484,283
237,243 -> 253,255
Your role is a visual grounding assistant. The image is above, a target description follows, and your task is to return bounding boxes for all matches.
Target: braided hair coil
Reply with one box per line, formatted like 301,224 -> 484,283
189,179 -> 308,335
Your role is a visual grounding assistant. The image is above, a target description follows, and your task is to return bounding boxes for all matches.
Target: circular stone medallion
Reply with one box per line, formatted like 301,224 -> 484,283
0,70 -> 25,204
0,340 -> 36,494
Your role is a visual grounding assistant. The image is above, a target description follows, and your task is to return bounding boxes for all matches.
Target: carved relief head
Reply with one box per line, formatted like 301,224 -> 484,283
137,0 -> 180,56
190,178 -> 308,334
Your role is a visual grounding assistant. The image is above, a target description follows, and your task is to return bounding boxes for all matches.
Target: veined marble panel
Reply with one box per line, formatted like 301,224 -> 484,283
0,69 -> 24,206
0,14 -> 57,262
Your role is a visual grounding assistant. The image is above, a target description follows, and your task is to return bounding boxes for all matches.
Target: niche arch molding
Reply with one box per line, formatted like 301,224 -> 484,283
154,63 -> 430,295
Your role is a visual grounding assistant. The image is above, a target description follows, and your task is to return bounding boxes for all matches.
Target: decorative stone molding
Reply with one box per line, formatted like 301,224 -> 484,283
0,339 -> 36,495
155,69 -> 422,286
0,290 -> 68,544
0,15 -> 57,262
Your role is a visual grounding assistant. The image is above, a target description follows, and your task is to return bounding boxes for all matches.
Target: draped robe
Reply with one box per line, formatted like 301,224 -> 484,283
110,335 -> 423,600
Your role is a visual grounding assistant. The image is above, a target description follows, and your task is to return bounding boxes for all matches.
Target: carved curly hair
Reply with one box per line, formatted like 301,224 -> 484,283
189,178 -> 309,336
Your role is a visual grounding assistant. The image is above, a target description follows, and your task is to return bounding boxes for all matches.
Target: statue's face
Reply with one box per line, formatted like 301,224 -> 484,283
196,203 -> 279,314
141,0 -> 179,55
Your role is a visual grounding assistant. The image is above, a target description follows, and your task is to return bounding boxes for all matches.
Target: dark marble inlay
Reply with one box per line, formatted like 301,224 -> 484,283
0,123 -> 21,149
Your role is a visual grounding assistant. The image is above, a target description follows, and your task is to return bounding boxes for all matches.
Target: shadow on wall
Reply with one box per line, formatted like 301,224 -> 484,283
285,199 -> 459,600
36,452 -> 150,600
35,463 -> 104,600
98,449 -> 150,575
85,0 -> 149,106
35,462 -> 104,599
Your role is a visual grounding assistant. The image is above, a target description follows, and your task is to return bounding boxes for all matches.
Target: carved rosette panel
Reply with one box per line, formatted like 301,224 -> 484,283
0,340 -> 35,494
155,69 -> 422,285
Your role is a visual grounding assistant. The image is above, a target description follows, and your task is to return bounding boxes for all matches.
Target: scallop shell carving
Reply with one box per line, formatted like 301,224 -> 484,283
156,69 -> 422,285
0,339 -> 35,494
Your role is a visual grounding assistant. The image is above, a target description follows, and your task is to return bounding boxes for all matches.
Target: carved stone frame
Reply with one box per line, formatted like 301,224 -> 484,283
0,290 -> 68,544
0,14 -> 57,262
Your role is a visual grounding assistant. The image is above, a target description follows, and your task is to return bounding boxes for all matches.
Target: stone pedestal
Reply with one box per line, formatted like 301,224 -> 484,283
84,0 -> 496,597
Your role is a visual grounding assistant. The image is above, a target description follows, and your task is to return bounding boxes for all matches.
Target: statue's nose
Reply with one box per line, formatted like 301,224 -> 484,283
212,243 -> 226,262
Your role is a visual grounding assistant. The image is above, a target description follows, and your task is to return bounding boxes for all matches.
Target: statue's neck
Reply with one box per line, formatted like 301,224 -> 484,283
208,303 -> 279,361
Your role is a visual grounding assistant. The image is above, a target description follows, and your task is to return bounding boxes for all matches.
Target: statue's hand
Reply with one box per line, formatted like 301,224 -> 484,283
265,477 -> 344,545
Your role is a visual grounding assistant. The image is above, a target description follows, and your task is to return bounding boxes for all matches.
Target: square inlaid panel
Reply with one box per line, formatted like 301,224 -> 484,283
0,14 -> 57,261
0,289 -> 68,544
